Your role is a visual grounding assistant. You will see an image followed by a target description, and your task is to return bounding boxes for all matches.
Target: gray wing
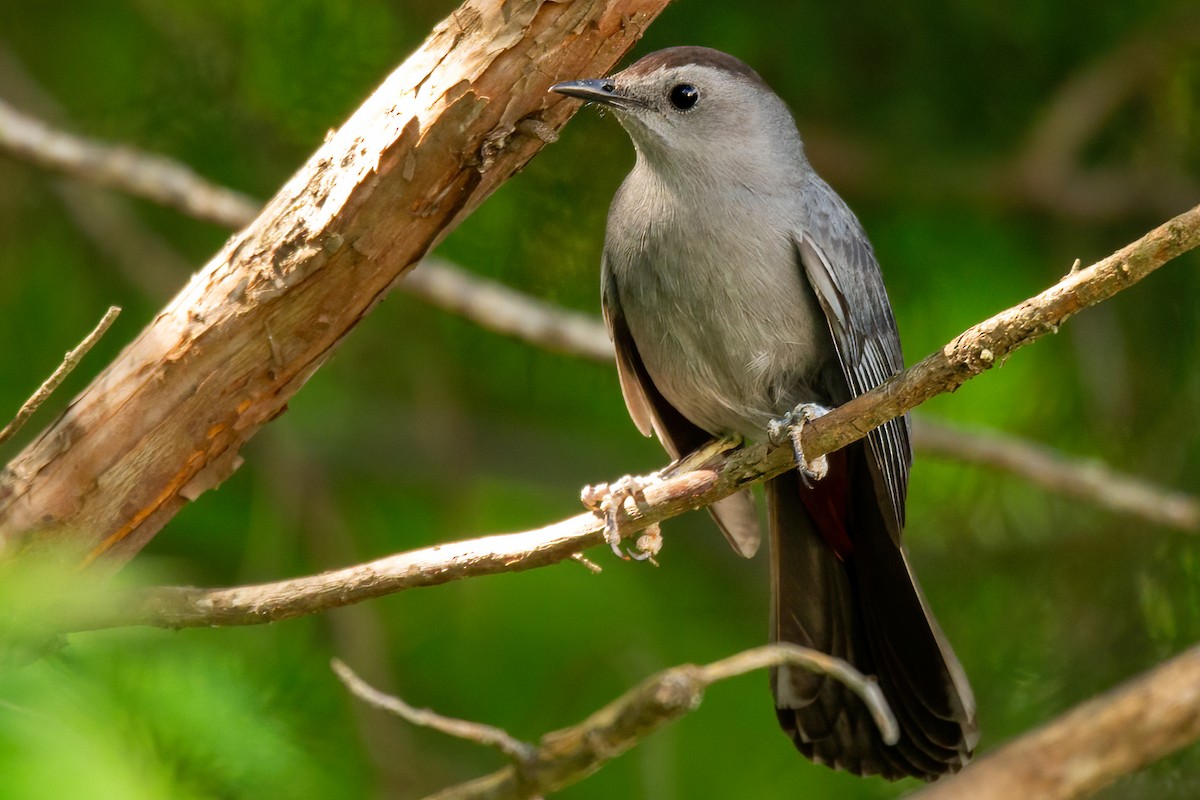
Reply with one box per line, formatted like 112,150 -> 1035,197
795,177 -> 912,540
602,254 -> 761,558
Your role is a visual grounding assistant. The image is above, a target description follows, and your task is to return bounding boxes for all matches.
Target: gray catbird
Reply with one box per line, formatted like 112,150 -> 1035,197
552,47 -> 977,780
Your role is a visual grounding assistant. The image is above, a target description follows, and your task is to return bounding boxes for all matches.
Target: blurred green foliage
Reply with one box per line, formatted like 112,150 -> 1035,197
1,1 -> 1199,798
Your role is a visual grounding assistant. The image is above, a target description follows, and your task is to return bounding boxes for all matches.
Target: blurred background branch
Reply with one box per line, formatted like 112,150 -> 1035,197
913,418 -> 1199,532
805,9 -> 1200,221
1003,11 -> 1200,220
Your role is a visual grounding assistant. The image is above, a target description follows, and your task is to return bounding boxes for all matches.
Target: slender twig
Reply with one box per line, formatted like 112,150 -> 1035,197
912,643 -> 1200,800
0,306 -> 120,447
4,97 -> 1195,530
569,553 -> 603,573
77,512 -> 611,629
914,418 -> 1200,531
332,658 -> 537,763
329,643 -> 889,800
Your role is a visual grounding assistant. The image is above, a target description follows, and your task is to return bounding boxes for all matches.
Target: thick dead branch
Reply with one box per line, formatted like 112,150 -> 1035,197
332,644 -> 892,800
0,306 -> 121,446
912,643 -> 1200,800
0,0 -> 671,565
69,203 -> 1200,631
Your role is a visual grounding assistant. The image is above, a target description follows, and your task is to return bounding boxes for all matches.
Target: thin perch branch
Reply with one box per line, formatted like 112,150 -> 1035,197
332,658 -> 536,763
912,643 -> 1200,800
330,644 -> 889,800
67,203 -> 1200,632
78,511 -> 614,629
0,306 -> 120,447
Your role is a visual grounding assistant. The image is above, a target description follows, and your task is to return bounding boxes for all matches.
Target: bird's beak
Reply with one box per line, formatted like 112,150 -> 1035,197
550,79 -> 642,110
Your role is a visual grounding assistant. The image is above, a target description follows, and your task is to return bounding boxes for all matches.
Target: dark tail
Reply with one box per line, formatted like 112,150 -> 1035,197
766,446 -> 977,781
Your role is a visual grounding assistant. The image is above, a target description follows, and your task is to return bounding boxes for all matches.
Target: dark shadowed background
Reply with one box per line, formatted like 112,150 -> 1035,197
1,1 -> 1198,798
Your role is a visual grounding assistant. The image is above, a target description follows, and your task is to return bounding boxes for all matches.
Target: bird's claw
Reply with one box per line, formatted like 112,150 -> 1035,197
769,403 -> 830,486
581,474 -> 661,560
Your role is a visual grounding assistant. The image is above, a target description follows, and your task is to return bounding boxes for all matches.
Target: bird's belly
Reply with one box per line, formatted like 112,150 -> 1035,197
619,239 -> 832,439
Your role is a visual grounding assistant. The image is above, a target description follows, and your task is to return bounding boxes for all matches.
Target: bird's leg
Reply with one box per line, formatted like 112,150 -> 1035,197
661,433 -> 744,478
580,473 -> 660,560
768,403 -> 830,486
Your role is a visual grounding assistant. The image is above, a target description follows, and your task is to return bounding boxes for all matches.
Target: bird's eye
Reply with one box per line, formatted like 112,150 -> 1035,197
668,84 -> 699,111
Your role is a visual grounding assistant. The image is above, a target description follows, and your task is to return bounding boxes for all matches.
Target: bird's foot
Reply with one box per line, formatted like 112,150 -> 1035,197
661,433 -> 744,479
581,473 -> 661,560
768,403 -> 830,486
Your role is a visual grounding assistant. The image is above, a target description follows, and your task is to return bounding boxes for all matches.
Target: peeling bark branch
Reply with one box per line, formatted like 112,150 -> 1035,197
69,204 -> 1200,632
0,0 -> 672,564
912,644 -> 1200,800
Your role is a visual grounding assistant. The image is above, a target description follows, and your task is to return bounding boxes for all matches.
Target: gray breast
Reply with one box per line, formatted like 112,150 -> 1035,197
605,171 -> 833,438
